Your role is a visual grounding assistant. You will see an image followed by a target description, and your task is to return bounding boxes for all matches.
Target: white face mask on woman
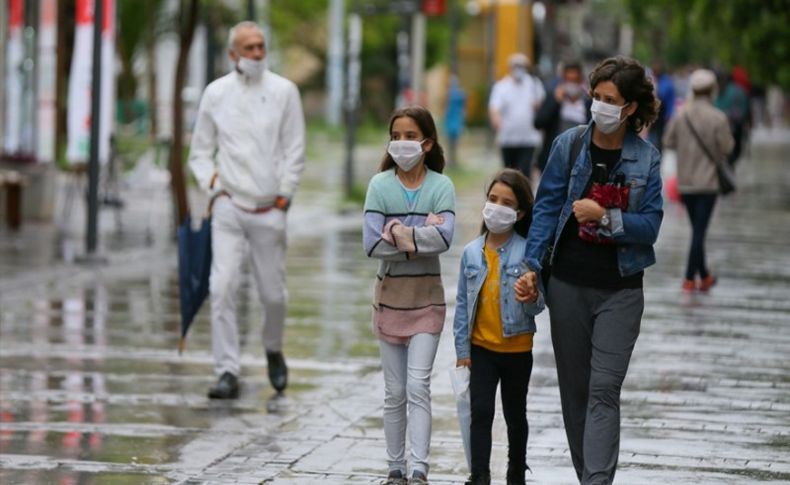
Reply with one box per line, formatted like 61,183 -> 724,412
590,99 -> 629,134
387,140 -> 425,172
482,202 -> 518,234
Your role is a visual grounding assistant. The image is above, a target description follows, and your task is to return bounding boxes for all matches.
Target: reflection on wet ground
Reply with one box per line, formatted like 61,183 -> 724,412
1,130 -> 789,483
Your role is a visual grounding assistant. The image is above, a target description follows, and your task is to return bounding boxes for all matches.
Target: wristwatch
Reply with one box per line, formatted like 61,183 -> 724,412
599,210 -> 610,227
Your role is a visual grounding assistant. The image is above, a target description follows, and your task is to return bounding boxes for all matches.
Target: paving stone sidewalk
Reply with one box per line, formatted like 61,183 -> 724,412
1,128 -> 789,485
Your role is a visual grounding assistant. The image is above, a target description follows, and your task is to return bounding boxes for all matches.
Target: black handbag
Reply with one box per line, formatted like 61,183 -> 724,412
684,115 -> 736,195
540,125 -> 586,292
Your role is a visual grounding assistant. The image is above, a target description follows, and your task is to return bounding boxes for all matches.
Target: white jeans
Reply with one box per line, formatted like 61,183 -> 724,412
379,333 -> 440,477
210,197 -> 287,377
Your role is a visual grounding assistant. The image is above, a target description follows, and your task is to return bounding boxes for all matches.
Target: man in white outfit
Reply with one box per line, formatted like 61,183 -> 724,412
488,53 -> 545,176
188,21 -> 305,399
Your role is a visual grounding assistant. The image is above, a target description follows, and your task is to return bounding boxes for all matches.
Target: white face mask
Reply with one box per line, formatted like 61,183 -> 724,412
237,56 -> 266,80
511,66 -> 527,81
590,99 -> 629,134
482,202 -> 518,234
387,140 -> 425,172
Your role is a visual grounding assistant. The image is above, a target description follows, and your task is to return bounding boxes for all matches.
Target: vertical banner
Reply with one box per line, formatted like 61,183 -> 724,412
37,0 -> 58,164
3,0 -> 24,154
67,0 -> 115,165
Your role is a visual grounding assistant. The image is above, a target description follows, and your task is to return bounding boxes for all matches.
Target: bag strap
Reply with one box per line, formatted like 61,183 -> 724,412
546,124 -> 586,260
567,124 -> 586,178
683,114 -> 719,167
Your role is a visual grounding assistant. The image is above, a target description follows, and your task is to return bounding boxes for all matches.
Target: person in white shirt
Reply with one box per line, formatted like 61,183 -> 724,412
188,21 -> 306,399
488,53 -> 545,176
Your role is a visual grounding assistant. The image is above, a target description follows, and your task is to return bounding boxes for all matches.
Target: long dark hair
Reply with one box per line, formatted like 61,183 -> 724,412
379,105 -> 446,173
588,56 -> 660,133
480,168 -> 534,238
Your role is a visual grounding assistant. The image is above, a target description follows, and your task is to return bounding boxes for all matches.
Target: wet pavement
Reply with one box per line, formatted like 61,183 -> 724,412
1,128 -> 789,484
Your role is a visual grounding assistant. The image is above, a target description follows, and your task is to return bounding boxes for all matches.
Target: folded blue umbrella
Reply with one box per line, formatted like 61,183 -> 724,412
177,214 -> 212,353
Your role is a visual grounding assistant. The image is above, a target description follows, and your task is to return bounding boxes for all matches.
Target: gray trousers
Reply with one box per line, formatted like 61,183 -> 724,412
547,276 -> 643,485
210,197 -> 288,377
379,333 -> 441,477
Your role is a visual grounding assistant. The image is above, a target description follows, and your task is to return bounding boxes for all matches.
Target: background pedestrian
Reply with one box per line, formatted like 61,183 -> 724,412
663,68 -> 734,292
188,21 -> 305,399
488,53 -> 545,177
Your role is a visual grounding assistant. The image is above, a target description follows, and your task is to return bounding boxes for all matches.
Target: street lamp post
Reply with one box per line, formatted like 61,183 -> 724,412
85,0 -> 103,257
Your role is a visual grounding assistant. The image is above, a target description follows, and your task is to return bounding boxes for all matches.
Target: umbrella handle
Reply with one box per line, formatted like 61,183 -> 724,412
206,192 -> 228,218
178,336 -> 186,355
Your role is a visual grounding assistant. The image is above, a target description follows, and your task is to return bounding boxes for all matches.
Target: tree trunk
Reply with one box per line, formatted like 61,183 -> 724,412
145,0 -> 158,140
169,0 -> 199,227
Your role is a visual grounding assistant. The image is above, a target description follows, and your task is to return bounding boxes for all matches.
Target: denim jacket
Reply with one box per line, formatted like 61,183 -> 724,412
525,122 -> 664,277
453,234 -> 545,360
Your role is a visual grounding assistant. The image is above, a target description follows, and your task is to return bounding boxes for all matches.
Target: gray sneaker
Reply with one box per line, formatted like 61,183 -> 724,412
381,470 -> 408,485
409,471 -> 429,485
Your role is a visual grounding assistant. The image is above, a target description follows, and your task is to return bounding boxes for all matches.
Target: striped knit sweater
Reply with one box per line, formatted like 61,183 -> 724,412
363,168 -> 456,344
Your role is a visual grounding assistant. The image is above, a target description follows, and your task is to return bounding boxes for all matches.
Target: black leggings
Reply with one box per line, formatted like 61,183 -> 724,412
681,193 -> 717,281
469,344 -> 533,475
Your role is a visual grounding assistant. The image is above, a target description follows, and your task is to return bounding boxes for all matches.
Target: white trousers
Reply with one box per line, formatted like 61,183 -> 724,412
379,333 -> 440,477
210,197 -> 287,377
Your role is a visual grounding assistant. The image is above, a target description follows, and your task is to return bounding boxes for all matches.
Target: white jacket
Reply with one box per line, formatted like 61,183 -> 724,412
489,74 -> 545,147
188,69 -> 306,209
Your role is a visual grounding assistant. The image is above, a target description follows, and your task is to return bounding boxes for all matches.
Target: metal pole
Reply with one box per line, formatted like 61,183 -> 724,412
410,11 -> 426,103
325,0 -> 345,126
486,2 -> 497,149
344,11 -> 362,197
86,0 -> 103,255
0,1 -> 5,147
247,0 -> 255,21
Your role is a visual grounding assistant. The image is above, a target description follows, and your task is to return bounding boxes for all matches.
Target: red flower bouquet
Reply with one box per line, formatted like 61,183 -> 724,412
579,168 -> 629,244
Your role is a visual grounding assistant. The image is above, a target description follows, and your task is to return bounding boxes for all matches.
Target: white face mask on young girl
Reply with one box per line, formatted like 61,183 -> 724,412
387,139 -> 425,172
482,202 -> 518,234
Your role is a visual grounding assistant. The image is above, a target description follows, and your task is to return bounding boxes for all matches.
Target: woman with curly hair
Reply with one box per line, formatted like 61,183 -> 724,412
515,56 -> 663,484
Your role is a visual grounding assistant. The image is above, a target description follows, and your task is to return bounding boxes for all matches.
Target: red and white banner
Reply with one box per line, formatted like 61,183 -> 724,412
67,0 -> 116,165
37,0 -> 58,164
3,0 -> 24,154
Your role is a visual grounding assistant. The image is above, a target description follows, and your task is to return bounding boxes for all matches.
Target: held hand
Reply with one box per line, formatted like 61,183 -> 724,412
572,198 -> 606,224
456,358 -> 471,368
514,271 -> 539,303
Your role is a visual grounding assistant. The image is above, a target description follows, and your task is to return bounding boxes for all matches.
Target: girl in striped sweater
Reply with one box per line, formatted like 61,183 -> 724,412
363,106 -> 456,485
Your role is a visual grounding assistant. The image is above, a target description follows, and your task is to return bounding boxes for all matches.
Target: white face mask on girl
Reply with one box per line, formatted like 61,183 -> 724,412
590,98 -> 629,134
387,140 -> 425,172
482,202 -> 518,234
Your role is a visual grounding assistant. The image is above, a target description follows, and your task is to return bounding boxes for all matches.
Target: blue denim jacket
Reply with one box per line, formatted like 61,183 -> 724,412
453,234 -> 545,360
525,123 -> 664,277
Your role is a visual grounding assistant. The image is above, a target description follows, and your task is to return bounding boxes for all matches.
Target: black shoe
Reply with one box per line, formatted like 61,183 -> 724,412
266,351 -> 288,393
506,465 -> 527,485
208,372 -> 239,399
465,472 -> 491,485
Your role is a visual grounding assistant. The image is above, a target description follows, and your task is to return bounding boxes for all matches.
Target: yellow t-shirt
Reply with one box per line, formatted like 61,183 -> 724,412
471,243 -> 534,353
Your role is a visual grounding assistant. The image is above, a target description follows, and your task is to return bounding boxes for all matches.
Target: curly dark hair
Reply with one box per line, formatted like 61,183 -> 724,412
379,105 -> 446,173
589,56 -> 660,132
480,168 -> 534,238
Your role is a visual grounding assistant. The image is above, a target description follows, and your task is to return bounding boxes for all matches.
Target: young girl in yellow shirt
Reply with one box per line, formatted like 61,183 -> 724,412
453,168 -> 544,485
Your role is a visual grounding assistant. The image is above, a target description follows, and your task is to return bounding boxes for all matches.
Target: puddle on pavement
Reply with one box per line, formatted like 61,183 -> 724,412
0,470 -> 172,485
0,429 -> 186,464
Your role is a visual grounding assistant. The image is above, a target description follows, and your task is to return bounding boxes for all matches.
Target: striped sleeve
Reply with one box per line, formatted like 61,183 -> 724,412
363,176 -> 407,260
410,176 -> 455,256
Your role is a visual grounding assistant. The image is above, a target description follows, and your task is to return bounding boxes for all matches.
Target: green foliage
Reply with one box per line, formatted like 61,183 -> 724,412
621,0 -> 790,90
